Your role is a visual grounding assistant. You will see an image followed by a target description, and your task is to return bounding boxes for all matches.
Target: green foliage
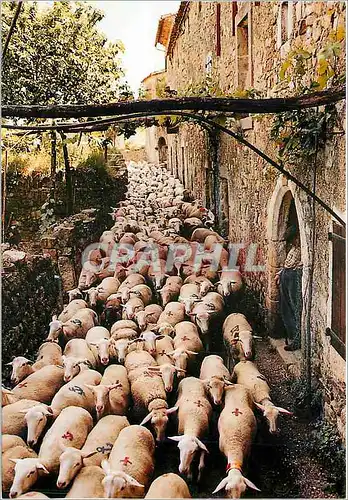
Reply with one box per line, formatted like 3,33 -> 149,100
7,155 -> 29,173
77,151 -> 107,173
155,76 -> 167,98
2,1 -> 128,107
39,197 -> 57,235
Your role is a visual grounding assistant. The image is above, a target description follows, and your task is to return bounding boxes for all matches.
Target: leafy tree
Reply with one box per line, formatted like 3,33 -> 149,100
2,1 -> 131,106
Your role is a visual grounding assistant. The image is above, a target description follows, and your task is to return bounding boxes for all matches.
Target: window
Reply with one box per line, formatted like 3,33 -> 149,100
232,2 -> 238,36
329,223 -> 346,354
236,16 -> 249,89
216,3 -> 221,56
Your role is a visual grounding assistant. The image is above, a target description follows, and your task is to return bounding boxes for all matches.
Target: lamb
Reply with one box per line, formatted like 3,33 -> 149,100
62,339 -> 97,382
145,473 -> 191,498
170,321 -> 203,372
9,407 -> 92,497
101,425 -> 155,498
57,299 -> 88,323
156,302 -> 186,335
134,304 -> 163,331
86,365 -> 130,420
85,326 -> 112,366
56,415 -> 130,488
2,445 -> 37,494
47,308 -> 98,343
178,283 -> 201,315
200,355 -> 232,405
2,435 -> 26,455
232,360 -> 292,433
65,465 -> 105,498
169,377 -> 212,481
11,366 -> 65,404
212,384 -> 260,498
2,400 -> 39,436
223,314 -> 259,370
49,368 -> 101,416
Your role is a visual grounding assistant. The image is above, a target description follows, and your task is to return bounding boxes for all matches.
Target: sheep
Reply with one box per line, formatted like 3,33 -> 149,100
2,445 -> 38,494
2,435 -> 26,455
57,299 -> 88,323
49,368 -> 101,417
11,365 -> 65,404
95,277 -> 121,302
156,302 -> 186,335
57,415 -> 129,488
190,228 -> 215,243
158,279 -> 182,307
2,387 -> 19,406
129,330 -> 166,356
178,284 -> 201,315
145,473 -> 191,498
101,425 -> 155,498
33,341 -> 63,370
184,275 -> 214,297
8,457 -> 49,499
146,363 -> 185,393
21,404 -> 54,448
67,288 -> 84,302
110,319 -> 138,334
146,258 -> 170,291
127,284 -> 153,306
200,355 -> 232,405
122,297 -> 145,321
100,294 -> 122,327
223,314 -> 258,370
86,365 -> 130,420
190,292 -> 224,350
124,350 -> 157,379
134,304 -> 163,331
65,465 -> 105,498
118,273 -> 146,291
171,321 -> 203,372
2,400 -> 39,436
212,384 -> 260,498
62,339 -> 97,382
16,493 -> 49,499
232,360 -> 292,433
216,270 -> 243,299
169,377 -> 212,481
154,335 -> 175,366
47,308 -> 98,342
81,415 -> 130,467
85,326 -> 111,366
7,358 -> 36,386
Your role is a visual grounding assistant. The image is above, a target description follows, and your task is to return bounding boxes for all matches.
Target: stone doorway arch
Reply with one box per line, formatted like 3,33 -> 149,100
266,175 -> 310,349
157,136 -> 168,165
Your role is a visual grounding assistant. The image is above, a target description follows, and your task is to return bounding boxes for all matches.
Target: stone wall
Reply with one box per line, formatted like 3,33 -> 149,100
148,1 -> 346,438
2,250 -> 63,385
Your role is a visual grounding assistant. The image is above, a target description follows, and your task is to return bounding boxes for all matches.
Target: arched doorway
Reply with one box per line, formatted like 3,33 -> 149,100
157,137 -> 168,165
266,176 -> 310,350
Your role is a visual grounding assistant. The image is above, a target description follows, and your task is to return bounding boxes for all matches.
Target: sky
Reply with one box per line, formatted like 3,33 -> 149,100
91,1 -> 180,96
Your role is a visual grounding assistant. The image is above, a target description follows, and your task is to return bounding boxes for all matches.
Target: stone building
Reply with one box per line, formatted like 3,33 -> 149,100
144,1 -> 346,438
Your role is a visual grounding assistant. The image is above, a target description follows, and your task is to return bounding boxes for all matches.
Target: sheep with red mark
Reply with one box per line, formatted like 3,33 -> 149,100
11,366 -> 65,405
62,339 -> 97,382
134,304 -> 163,331
232,360 -> 293,434
200,355 -> 232,406
169,377 -> 211,482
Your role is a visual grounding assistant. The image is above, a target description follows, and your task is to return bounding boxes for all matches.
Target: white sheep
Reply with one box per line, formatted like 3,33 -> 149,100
101,425 -> 155,498
57,299 -> 88,323
200,355 -> 232,405
145,473 -> 191,498
85,326 -> 112,366
65,465 -> 105,498
169,377 -> 212,481
62,338 -> 97,382
11,365 -> 65,404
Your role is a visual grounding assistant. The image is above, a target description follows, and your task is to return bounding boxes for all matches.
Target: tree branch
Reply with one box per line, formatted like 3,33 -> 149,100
2,87 -> 345,119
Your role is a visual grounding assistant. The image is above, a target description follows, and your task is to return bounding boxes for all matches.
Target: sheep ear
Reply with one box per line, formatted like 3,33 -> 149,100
125,473 -> 145,488
276,406 -> 293,415
85,384 -> 96,391
212,476 -> 229,494
5,361 -> 13,366
254,402 -> 266,412
155,335 -> 165,340
140,411 -> 153,426
166,406 -> 178,415
224,378 -> 234,386
243,476 -> 261,492
36,463 -> 50,474
52,315 -> 58,321
168,435 -> 182,442
9,458 -> 21,464
187,350 -> 199,355
175,367 -> 186,374
196,438 -> 209,453
19,409 -> 30,414
101,459 -> 111,475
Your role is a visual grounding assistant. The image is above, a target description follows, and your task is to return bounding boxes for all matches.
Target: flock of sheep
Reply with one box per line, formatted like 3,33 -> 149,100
2,161 -> 292,499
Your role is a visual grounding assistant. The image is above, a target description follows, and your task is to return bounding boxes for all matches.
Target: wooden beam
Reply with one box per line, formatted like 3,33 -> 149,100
2,2 -> 23,59
2,88 -> 345,119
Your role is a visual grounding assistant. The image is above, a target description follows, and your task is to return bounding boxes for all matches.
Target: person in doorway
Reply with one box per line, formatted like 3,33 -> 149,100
275,224 -> 303,351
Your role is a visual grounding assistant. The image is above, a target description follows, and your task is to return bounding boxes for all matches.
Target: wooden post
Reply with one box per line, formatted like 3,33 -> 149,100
2,149 -> 8,240
59,131 -> 73,215
50,130 -> 57,201
104,142 -> 108,164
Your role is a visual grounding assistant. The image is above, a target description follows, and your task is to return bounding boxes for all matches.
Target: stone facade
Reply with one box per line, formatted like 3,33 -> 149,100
145,1 -> 346,438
